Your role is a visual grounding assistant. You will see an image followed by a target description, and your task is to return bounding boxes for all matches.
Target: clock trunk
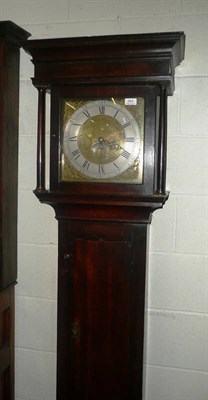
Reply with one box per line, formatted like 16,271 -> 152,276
57,220 -> 147,399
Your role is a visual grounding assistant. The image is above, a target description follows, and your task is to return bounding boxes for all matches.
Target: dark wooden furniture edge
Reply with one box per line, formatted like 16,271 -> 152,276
23,31 -> 185,94
0,20 -> 30,45
34,189 -> 169,223
0,284 -> 15,399
0,20 -> 30,400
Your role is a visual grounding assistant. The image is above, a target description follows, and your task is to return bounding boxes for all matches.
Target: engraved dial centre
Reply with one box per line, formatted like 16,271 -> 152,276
78,115 -> 125,164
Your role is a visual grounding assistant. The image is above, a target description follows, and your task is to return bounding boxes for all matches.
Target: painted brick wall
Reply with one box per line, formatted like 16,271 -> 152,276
0,1 -> 207,399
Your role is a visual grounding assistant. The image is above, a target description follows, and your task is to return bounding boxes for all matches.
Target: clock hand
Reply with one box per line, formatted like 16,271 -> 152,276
92,137 -> 123,152
98,137 -> 105,149
92,137 -> 108,152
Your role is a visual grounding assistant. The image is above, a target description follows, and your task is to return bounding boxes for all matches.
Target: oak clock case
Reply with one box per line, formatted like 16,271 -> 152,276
0,21 -> 30,400
24,32 -> 185,400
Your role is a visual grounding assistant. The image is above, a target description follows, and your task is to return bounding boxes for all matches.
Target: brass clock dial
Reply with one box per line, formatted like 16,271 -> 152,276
61,98 -> 144,183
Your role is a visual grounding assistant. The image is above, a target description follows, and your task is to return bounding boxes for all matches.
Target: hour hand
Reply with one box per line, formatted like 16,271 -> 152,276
92,137 -> 108,152
92,137 -> 123,153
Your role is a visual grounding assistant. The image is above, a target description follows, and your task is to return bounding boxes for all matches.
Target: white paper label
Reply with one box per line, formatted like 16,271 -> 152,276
125,98 -> 137,106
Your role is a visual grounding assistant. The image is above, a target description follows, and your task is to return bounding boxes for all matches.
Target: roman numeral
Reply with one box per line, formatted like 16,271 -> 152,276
113,162 -> 119,170
123,121 -> 131,129
83,109 -> 91,119
72,148 -> 81,159
98,164 -> 105,175
125,137 -> 134,142
99,105 -> 105,115
121,150 -> 131,159
113,110 -> 119,118
68,136 -> 77,141
82,160 -> 90,170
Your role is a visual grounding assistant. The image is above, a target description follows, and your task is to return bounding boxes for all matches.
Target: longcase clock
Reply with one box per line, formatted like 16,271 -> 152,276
24,32 -> 185,400
0,21 -> 30,399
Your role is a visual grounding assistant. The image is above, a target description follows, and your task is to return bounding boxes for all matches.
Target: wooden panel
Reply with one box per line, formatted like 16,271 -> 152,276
57,220 -> 147,399
0,43 -> 20,290
0,21 -> 30,400
0,367 -> 10,400
34,59 -> 170,84
0,44 -> 4,62
71,238 -> 131,398
0,285 -> 14,400
0,43 -> 19,291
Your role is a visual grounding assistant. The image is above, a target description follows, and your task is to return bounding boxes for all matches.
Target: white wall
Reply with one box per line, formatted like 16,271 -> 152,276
0,1 -> 207,399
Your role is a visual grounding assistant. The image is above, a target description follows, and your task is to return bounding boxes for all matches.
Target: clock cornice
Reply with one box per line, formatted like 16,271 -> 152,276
24,31 -> 185,94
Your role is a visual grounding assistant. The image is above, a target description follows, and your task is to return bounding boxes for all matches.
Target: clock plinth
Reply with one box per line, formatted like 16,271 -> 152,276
24,32 -> 185,399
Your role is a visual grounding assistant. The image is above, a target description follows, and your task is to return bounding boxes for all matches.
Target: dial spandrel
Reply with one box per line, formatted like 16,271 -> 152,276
61,98 -> 144,183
